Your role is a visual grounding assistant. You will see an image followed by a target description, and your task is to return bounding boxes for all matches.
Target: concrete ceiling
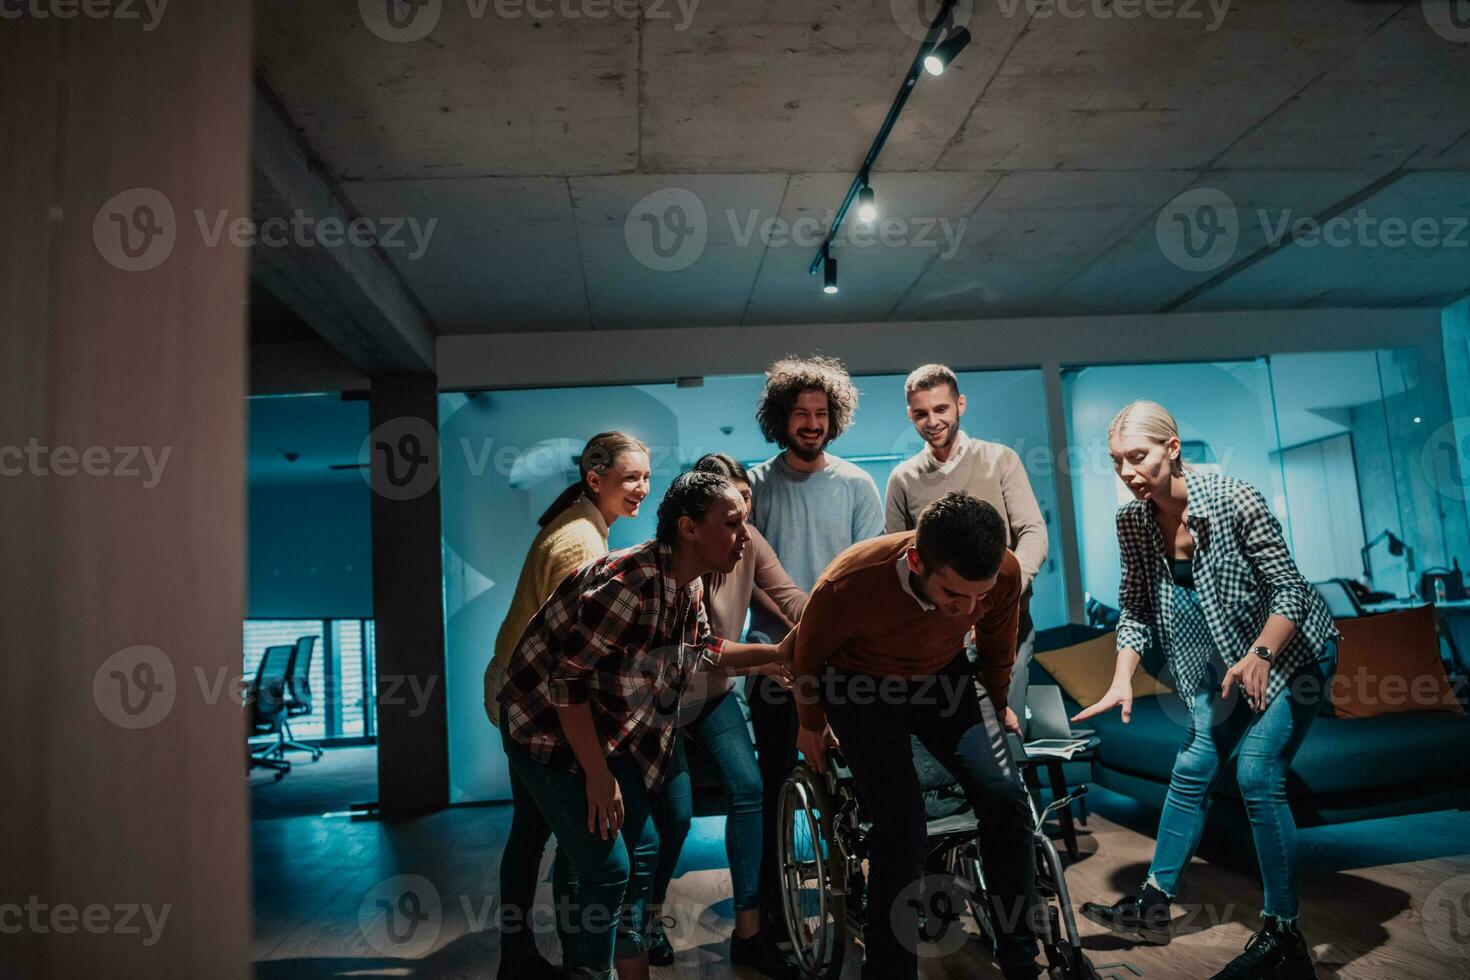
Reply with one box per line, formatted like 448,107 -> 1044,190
252,0 -> 1470,336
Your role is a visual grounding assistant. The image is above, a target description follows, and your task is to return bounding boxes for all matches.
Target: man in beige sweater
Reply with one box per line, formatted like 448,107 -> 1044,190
884,364 -> 1049,725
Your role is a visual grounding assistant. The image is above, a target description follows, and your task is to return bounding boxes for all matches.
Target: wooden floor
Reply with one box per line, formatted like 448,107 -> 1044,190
252,753 -> 1470,979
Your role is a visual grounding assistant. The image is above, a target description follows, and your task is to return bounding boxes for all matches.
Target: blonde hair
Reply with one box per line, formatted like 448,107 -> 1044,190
1108,400 -> 1187,477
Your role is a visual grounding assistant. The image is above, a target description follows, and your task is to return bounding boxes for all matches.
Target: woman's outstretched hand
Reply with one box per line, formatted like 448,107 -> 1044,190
1072,677 -> 1134,725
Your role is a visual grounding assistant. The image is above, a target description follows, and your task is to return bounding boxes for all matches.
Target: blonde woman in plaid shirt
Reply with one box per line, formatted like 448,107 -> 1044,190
1074,401 -> 1337,980
497,471 -> 793,980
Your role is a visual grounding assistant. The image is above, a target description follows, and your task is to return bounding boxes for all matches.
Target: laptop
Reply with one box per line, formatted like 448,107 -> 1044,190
1024,684 -> 1094,741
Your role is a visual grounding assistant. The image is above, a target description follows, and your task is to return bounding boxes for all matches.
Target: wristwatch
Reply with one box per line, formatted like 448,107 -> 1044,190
1252,645 -> 1274,662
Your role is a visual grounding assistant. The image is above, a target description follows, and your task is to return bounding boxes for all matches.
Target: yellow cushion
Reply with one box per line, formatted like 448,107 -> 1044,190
1035,631 -> 1173,706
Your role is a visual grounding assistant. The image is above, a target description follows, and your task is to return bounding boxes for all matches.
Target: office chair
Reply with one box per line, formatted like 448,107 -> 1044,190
248,644 -> 294,780
1313,579 -> 1368,618
279,635 -> 324,761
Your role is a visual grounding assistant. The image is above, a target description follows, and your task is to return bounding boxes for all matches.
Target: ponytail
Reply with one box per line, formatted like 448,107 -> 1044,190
536,430 -> 649,527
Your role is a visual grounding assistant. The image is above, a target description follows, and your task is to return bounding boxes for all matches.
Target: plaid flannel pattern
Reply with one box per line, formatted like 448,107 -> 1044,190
1115,470 -> 1337,704
498,539 -> 724,791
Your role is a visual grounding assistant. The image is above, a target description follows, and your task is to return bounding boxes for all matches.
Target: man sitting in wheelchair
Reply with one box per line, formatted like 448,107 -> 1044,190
792,491 -> 1049,980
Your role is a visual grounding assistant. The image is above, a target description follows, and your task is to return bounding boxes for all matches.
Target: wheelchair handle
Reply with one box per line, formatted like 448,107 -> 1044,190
1038,783 -> 1089,824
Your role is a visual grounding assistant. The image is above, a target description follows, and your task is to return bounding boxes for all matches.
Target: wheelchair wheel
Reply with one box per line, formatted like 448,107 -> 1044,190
943,841 -> 997,955
777,764 -> 848,980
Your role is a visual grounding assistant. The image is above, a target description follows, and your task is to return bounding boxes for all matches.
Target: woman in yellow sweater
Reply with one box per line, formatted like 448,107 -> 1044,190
486,431 -> 651,980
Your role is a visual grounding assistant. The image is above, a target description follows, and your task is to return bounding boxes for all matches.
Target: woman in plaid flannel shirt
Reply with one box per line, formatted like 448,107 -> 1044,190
497,471 -> 793,980
1075,401 -> 1337,980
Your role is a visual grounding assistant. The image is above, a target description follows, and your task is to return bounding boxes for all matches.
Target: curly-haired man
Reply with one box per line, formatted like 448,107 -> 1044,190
745,354 -> 884,932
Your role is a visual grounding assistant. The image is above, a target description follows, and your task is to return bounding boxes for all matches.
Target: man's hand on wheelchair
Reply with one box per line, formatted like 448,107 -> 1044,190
1072,677 -> 1133,724
797,723 -> 840,774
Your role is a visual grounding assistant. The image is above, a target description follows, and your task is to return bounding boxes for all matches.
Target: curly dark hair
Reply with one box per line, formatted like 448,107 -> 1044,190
915,492 -> 1007,581
656,470 -> 735,545
755,355 -> 860,447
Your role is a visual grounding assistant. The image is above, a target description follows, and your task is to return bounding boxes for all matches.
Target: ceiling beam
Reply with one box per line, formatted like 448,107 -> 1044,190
250,79 -> 436,374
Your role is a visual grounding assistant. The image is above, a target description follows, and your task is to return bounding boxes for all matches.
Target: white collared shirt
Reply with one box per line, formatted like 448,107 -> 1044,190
926,429 -> 971,477
894,552 -> 935,611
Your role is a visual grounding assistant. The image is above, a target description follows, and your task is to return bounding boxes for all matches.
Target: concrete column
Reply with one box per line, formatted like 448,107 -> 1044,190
368,374 -> 451,815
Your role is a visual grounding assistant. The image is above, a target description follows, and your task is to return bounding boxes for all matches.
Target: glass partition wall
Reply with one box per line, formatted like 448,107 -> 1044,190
440,369 -> 1065,803
1061,348 -> 1467,612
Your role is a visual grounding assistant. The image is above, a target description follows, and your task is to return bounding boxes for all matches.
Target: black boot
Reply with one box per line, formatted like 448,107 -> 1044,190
646,913 -> 675,967
730,929 -> 799,978
1210,916 -> 1315,979
1079,883 -> 1172,946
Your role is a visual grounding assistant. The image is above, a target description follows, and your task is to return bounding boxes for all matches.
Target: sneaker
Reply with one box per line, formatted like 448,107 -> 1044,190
1210,917 -> 1316,980
647,914 -> 675,967
1079,884 -> 1172,946
731,930 -> 799,979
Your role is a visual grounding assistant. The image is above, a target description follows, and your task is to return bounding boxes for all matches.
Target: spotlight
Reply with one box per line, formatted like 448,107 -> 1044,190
823,249 -> 838,294
858,185 -> 877,223
924,27 -> 971,76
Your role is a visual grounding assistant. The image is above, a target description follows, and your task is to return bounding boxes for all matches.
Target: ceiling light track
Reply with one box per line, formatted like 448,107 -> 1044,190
808,0 -> 969,293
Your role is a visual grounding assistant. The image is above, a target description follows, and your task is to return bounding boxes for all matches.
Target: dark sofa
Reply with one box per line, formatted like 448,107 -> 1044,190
1033,625 -> 1470,830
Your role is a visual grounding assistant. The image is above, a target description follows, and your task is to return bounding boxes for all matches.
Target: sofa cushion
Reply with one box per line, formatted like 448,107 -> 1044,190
1034,630 -> 1172,708
1330,607 -> 1464,719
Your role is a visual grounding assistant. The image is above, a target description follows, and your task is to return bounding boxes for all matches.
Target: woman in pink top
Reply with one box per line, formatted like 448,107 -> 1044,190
643,453 -> 807,975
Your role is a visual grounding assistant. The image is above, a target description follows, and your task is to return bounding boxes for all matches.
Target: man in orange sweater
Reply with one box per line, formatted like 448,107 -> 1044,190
793,492 -> 1043,980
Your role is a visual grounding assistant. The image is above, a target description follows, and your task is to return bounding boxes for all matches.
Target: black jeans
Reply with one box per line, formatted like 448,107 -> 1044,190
824,653 -> 1041,979
748,672 -> 799,907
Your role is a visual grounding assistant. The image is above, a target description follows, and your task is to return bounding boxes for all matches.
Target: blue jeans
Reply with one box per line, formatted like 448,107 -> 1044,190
824,653 -> 1040,979
1148,642 -> 1337,921
501,727 -> 659,978
497,766 -> 558,961
650,691 -> 764,913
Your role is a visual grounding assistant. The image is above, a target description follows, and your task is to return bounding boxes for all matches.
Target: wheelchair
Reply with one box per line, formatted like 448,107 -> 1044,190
776,733 -> 1099,979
